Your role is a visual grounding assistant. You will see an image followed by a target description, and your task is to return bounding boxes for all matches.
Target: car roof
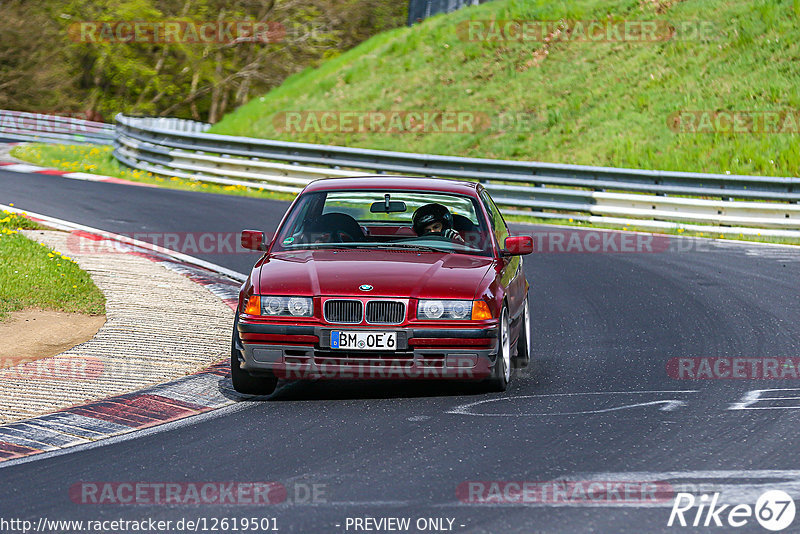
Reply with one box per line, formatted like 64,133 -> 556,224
302,176 -> 481,196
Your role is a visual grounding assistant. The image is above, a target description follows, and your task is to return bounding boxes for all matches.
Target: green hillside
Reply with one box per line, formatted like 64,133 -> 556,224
210,0 -> 800,178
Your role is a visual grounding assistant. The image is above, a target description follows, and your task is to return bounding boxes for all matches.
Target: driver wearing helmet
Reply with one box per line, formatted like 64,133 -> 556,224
412,203 -> 465,243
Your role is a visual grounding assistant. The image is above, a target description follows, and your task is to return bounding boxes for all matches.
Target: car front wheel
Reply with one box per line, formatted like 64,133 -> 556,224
486,307 -> 511,392
230,316 -> 278,395
514,298 -> 531,369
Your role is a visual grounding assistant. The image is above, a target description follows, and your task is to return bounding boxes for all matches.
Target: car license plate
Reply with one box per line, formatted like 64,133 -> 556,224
331,331 -> 397,350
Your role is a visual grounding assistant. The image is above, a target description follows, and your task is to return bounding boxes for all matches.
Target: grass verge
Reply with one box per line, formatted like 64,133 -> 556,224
0,210 -> 105,320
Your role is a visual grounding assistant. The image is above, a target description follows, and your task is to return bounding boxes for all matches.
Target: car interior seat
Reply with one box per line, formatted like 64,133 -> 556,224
452,214 -> 484,248
308,212 -> 366,242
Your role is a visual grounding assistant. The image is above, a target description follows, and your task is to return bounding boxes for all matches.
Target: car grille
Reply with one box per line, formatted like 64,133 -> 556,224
324,300 -> 363,323
366,301 -> 405,324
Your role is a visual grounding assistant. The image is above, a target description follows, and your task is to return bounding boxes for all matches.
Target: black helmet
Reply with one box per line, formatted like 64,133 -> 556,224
413,203 -> 453,236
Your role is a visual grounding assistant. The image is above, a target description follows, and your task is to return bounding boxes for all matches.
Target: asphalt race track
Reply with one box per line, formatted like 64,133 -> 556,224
2,166 -> 800,533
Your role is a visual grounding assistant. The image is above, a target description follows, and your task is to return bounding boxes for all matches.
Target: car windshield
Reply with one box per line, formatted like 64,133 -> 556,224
272,190 -> 493,256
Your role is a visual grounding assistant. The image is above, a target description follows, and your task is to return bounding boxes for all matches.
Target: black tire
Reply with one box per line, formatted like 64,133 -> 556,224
231,315 -> 278,395
513,298 -> 531,369
486,307 -> 511,392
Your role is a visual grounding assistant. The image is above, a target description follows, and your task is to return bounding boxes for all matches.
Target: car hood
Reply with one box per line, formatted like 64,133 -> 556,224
256,249 -> 494,300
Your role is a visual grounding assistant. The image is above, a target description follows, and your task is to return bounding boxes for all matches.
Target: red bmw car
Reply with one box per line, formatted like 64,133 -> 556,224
232,176 -> 533,394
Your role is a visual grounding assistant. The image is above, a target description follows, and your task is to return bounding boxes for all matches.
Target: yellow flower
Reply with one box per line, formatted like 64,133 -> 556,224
47,252 -> 54,257
72,285 -> 77,288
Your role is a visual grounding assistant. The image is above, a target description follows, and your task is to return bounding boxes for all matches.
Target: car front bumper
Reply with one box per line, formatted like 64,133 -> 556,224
236,322 -> 498,381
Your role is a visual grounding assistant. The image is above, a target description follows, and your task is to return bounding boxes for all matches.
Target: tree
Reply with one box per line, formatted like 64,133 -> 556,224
0,0 -> 406,122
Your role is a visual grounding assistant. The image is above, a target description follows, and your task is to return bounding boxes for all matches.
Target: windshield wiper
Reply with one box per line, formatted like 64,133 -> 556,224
369,243 -> 453,253
284,242 -> 461,253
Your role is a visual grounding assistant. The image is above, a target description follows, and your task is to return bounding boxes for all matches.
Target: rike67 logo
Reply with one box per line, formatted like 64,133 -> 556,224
668,490 -> 796,531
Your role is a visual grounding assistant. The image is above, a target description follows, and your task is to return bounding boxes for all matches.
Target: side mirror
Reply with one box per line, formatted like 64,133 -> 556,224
503,235 -> 533,256
241,230 -> 267,251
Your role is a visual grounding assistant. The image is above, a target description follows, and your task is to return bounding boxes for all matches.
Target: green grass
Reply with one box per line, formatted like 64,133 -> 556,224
209,0 -> 800,179
0,210 -> 106,319
10,144 -> 296,202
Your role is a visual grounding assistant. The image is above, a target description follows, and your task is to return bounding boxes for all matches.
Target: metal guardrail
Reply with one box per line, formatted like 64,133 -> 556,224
113,113 -> 800,236
407,0 -> 489,26
0,110 -> 114,145
4,110 -> 797,236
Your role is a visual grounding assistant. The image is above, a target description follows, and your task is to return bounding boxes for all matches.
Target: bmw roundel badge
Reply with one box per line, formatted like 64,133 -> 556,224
359,284 -> 373,291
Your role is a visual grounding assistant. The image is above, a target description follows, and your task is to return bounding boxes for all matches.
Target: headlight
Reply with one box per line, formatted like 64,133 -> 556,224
264,297 -> 284,315
418,299 -> 473,320
258,296 -> 313,317
287,297 -> 311,316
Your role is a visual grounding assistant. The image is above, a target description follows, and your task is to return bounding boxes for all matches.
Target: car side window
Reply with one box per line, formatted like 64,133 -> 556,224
480,190 -> 509,246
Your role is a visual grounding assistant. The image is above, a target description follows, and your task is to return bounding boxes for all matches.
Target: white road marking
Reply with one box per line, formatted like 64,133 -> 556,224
447,390 -> 698,417
568,470 -> 800,507
729,388 -> 800,410
1,163 -> 47,173
61,172 -> 111,181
